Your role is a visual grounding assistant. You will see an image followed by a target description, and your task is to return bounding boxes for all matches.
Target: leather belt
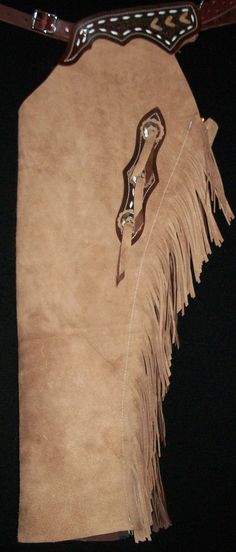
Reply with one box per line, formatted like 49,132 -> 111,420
0,5 -> 74,41
0,1 -> 235,63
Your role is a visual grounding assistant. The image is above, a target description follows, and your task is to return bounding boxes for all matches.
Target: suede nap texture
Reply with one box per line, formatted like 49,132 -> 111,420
16,37 -> 233,544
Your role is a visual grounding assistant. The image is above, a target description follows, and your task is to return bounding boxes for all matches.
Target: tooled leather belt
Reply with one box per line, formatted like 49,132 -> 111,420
0,1 -> 235,64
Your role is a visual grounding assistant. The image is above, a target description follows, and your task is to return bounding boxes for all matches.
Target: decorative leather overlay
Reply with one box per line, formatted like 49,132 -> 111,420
60,2 -> 199,64
116,107 -> 166,246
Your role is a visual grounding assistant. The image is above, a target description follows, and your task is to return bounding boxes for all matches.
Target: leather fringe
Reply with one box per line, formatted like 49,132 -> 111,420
129,118 -> 234,543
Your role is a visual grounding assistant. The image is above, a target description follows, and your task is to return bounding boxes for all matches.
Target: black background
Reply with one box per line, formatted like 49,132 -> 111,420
0,1 -> 235,551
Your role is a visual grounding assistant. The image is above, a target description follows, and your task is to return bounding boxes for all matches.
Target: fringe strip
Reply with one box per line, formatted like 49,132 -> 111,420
130,119 -> 234,542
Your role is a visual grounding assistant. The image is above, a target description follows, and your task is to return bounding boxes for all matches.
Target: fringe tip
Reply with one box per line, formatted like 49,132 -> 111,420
124,116 -> 234,543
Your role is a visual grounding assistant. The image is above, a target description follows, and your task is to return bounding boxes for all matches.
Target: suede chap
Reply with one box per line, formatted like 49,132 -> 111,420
16,38 -> 234,544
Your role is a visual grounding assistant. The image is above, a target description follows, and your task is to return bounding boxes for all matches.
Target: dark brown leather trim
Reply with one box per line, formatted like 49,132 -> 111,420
60,2 -> 200,64
116,107 -> 166,246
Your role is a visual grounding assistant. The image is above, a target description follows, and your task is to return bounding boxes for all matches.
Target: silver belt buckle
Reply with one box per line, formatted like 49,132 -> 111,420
32,9 -> 58,34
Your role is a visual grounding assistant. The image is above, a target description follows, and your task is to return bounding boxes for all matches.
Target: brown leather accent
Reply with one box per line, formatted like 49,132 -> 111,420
200,0 -> 236,31
0,3 -> 74,41
116,107 -> 166,246
60,3 -> 200,64
150,16 -> 162,31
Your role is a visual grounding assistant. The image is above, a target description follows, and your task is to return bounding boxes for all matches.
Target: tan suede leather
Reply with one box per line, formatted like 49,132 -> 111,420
16,38 -> 234,544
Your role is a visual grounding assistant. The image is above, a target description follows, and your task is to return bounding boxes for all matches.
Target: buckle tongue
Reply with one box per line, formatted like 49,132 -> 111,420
32,9 -> 58,34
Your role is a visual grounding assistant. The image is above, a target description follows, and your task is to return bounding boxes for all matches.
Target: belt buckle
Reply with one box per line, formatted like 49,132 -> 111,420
32,9 -> 58,34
